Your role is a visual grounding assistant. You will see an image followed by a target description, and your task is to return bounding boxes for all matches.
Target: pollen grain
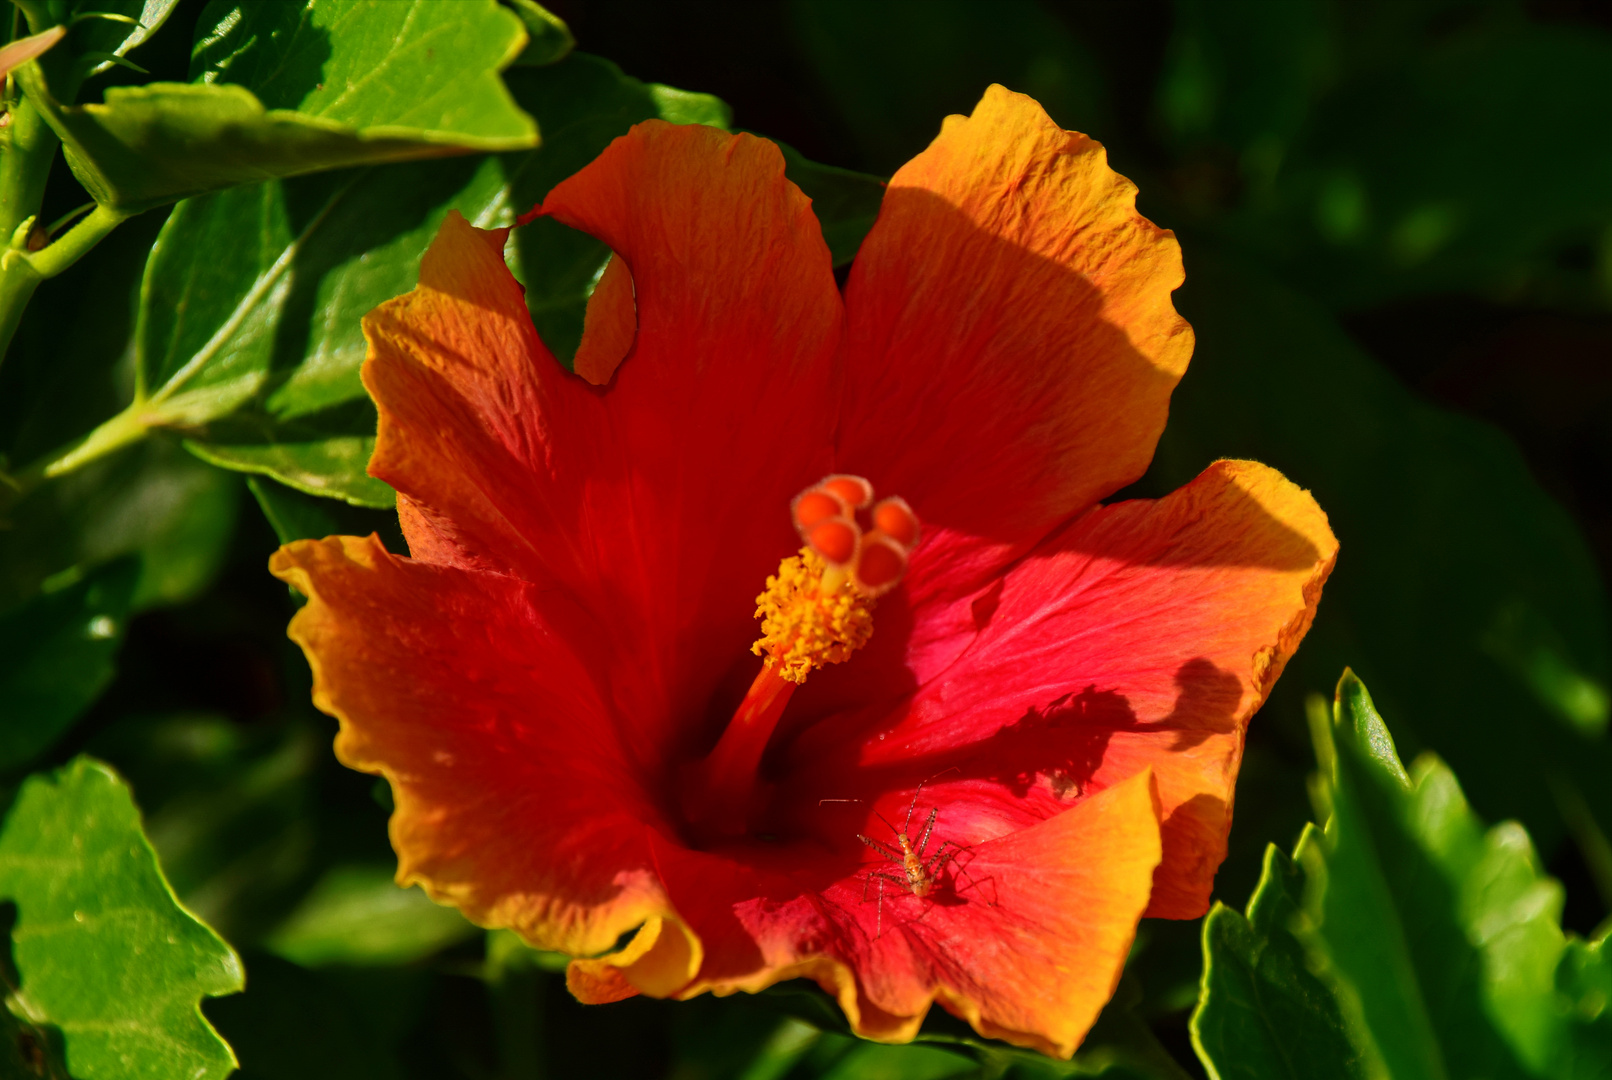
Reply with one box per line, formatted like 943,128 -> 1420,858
752,547 -> 876,683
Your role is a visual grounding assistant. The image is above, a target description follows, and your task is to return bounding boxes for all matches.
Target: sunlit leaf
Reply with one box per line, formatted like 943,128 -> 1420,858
20,0 -> 536,212
0,757 -> 243,1079
69,0 -> 182,77
1194,671 -> 1609,1079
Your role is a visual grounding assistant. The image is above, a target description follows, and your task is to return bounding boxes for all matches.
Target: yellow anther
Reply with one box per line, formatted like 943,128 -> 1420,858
752,546 -> 876,683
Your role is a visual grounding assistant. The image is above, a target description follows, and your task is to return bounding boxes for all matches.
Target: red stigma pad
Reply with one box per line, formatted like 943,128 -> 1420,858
808,518 -> 860,565
821,474 -> 874,510
853,535 -> 907,593
872,497 -> 921,549
793,490 -> 846,533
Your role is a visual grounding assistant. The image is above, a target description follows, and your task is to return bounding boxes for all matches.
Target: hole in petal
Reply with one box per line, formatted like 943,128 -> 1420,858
511,217 -> 636,381
573,252 -> 636,385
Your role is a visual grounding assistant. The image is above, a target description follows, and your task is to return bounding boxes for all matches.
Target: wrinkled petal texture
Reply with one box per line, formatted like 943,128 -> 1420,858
841,85 -> 1192,539
274,83 -> 1339,1060
789,460 -> 1336,919
810,85 -> 1197,724
268,536 -> 681,960
362,122 -> 843,767
651,770 -> 1162,1058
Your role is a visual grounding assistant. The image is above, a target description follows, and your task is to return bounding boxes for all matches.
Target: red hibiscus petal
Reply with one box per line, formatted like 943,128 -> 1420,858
362,120 -> 845,749
789,460 -> 1336,919
838,82 -> 1190,551
269,535 -> 691,970
809,85 -> 1195,722
650,769 -> 1161,1058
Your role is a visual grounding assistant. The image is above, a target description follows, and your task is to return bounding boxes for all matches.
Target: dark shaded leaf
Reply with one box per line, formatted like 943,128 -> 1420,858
775,140 -> 884,267
264,864 -> 476,967
1190,847 -> 1365,1080
1158,3 -> 1612,308
505,0 -> 574,67
0,559 -> 136,774
205,952 -> 406,1080
0,439 -> 240,614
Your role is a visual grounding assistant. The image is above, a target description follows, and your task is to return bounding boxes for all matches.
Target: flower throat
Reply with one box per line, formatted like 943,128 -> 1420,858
683,475 -> 920,837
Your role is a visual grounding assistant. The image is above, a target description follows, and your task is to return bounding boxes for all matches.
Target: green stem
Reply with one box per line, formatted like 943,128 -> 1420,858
0,247 -> 41,364
0,92 -> 58,245
28,201 -> 127,276
0,201 -> 128,363
0,80 -> 57,365
1,400 -> 151,510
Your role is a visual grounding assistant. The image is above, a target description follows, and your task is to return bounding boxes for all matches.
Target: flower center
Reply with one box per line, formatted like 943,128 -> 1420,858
682,475 -> 921,838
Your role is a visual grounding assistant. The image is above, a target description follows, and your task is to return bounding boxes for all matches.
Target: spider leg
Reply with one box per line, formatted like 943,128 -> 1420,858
861,870 -> 906,899
857,833 -> 904,864
925,839 -> 957,876
915,808 -> 940,859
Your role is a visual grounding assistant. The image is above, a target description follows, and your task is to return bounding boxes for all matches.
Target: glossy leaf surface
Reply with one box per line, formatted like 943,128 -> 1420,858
1194,671 -> 1611,1080
22,0 -> 536,212
118,52 -> 737,503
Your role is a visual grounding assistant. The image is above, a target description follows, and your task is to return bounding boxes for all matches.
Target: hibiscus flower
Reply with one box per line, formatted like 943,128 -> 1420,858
270,85 -> 1336,1057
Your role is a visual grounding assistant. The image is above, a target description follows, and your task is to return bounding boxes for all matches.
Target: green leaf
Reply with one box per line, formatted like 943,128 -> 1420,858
65,51 -> 727,501
1555,936 -> 1611,1078
21,0 -> 536,213
775,140 -> 885,268
0,439 -> 241,614
247,475 -> 340,544
502,53 -> 731,365
81,711 -> 337,949
505,0 -> 574,67
68,0 -> 182,77
1190,845 -> 1367,1080
1195,671 -> 1608,1080
1145,249 -> 1612,873
0,559 -> 136,774
265,864 -> 477,967
191,434 -> 394,508
0,756 -> 243,1079
132,154 -> 512,490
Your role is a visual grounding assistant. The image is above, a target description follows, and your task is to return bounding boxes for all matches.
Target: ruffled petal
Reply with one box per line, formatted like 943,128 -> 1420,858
788,460 -> 1336,919
362,119 -> 844,749
655,769 -> 1161,1058
268,535 -> 689,964
838,82 -> 1191,561
808,85 -> 1195,721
